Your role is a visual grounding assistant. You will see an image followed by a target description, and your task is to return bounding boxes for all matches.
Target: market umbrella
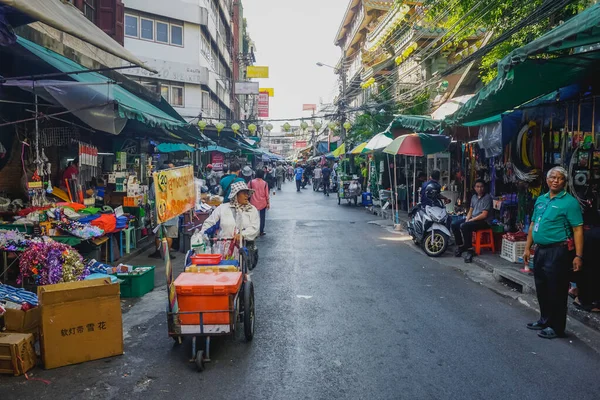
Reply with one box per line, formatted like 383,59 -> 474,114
383,133 -> 451,156
350,142 -> 368,154
365,131 -> 393,152
383,133 -> 452,218
430,94 -> 474,120
331,143 -> 346,157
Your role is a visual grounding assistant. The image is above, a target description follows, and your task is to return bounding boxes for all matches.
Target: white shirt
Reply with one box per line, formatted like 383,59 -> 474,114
313,167 -> 322,179
201,203 -> 260,241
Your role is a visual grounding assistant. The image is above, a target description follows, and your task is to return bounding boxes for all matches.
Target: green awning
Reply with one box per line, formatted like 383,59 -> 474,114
387,115 -> 442,133
449,3 -> 600,125
461,114 -> 502,127
17,36 -> 187,131
156,143 -> 195,153
498,3 -> 600,72
448,52 -> 600,124
199,145 -> 233,154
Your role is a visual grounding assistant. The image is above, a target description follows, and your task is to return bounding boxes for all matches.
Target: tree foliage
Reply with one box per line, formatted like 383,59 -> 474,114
422,0 -> 592,83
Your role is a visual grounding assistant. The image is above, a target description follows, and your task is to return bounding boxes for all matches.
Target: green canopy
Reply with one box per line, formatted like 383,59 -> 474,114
199,145 -> 232,154
155,143 -> 195,153
17,36 -> 187,131
387,115 -> 442,133
448,3 -> 600,124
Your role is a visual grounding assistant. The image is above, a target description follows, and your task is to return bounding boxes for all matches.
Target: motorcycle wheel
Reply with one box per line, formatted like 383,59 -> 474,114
422,232 -> 448,257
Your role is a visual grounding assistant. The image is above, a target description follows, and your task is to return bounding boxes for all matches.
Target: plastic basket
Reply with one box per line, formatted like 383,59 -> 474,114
191,254 -> 222,265
500,239 -> 527,263
112,266 -> 155,298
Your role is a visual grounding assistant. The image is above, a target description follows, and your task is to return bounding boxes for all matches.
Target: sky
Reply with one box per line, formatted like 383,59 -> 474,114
242,0 -> 349,129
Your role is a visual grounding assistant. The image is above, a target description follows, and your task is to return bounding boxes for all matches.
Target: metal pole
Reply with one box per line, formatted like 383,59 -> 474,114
405,155 -> 409,210
413,156 -> 417,208
339,54 -> 347,143
393,155 -> 398,224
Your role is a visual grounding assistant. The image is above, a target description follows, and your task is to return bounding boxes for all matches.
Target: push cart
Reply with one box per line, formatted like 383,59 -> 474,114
167,238 -> 255,371
337,177 -> 362,206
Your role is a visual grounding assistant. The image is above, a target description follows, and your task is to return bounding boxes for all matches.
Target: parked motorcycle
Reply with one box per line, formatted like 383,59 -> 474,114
407,196 -> 452,257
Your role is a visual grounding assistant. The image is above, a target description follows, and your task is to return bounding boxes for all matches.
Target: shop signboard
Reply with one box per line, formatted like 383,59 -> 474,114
211,152 -> 225,171
260,88 -> 274,97
294,141 -> 307,148
302,104 -> 317,111
234,81 -> 259,95
258,92 -> 269,118
152,165 -> 196,225
246,66 -> 269,78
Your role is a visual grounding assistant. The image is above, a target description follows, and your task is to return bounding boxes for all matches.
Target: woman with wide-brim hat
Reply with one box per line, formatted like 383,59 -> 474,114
201,181 -> 260,242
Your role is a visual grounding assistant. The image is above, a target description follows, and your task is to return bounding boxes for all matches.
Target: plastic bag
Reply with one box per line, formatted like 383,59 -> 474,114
478,121 -> 503,158
190,229 -> 207,253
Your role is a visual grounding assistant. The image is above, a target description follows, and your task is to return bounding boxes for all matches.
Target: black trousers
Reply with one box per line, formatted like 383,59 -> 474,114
259,208 -> 266,234
323,179 -> 330,195
534,245 -> 573,335
451,219 -> 489,250
296,180 -> 301,191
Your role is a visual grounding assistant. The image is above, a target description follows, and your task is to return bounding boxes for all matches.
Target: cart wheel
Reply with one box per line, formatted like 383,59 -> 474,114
195,350 -> 205,372
243,281 -> 255,341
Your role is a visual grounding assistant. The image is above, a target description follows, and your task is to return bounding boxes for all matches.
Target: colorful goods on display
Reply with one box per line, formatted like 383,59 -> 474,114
56,219 -> 104,239
0,230 -> 31,252
18,242 -> 89,285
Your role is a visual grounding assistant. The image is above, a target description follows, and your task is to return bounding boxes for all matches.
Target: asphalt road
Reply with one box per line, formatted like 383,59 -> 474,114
3,180 -> 600,399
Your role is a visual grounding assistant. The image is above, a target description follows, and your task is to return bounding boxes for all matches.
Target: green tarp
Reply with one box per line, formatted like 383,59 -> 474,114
387,115 -> 442,133
17,36 -> 187,131
449,3 -> 600,125
156,143 -> 195,153
199,145 -> 233,154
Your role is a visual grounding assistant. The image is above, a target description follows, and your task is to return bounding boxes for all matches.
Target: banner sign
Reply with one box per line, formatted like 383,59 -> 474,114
153,165 -> 195,224
302,104 -> 317,111
258,92 -> 270,118
247,66 -> 269,78
211,152 -> 225,171
294,141 -> 307,148
260,88 -> 274,97
234,81 -> 259,95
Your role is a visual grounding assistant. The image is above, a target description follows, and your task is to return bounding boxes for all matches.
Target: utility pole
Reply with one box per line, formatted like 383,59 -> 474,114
339,53 -> 347,143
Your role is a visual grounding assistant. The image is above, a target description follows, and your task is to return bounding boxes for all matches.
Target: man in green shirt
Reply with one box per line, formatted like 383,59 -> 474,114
523,166 -> 584,339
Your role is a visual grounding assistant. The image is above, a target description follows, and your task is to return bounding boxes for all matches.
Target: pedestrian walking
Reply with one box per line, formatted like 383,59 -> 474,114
275,162 -> 285,190
249,169 -> 270,236
322,163 -> 332,196
313,164 -> 322,191
220,163 -> 244,202
287,164 -> 294,181
294,164 -> 304,192
241,166 -> 254,184
523,166 -> 584,339
205,164 -> 218,194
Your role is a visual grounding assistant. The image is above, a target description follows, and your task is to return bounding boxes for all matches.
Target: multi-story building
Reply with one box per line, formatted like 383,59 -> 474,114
121,0 -> 235,123
334,0 -> 394,109
335,1 -> 487,114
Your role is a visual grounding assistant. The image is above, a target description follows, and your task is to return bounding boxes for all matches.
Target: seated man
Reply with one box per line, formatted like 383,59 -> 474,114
452,179 -> 493,258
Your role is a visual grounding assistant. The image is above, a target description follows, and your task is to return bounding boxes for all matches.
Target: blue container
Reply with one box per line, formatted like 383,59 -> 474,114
362,192 -> 373,206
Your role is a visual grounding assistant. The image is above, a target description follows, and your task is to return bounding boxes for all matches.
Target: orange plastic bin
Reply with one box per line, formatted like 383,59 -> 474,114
174,272 -> 243,325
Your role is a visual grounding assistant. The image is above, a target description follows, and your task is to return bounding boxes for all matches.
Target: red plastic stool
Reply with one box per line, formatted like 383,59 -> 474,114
472,229 -> 496,255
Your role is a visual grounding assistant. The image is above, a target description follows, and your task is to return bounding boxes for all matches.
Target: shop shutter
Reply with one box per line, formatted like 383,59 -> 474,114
97,0 -> 125,45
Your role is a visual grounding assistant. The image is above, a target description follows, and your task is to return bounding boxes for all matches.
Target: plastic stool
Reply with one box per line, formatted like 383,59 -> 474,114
472,229 -> 495,255
123,226 -> 136,254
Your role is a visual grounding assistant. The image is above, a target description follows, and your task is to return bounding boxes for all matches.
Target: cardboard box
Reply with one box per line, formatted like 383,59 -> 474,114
38,279 -> 123,369
3,306 -> 41,335
0,333 -> 36,376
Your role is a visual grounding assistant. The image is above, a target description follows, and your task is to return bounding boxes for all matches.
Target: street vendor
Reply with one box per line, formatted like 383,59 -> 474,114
523,166 -> 584,340
201,181 -> 260,242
